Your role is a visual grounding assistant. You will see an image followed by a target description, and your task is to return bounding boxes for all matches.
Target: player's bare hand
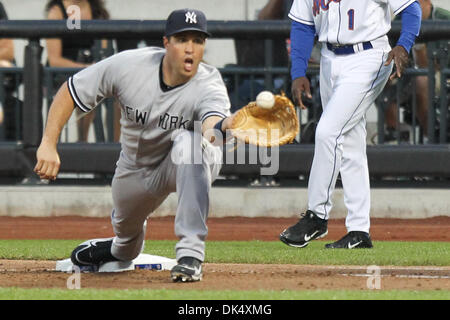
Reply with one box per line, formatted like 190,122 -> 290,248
385,46 -> 409,80
291,76 -> 312,110
34,142 -> 60,181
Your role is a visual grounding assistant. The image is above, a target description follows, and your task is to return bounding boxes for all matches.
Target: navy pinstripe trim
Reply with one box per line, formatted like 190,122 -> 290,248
68,76 -> 91,113
323,53 -> 386,217
393,0 -> 416,15
288,13 -> 315,25
201,111 -> 227,123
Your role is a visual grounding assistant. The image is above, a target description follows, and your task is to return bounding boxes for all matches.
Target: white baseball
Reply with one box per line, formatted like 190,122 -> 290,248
256,91 -> 275,109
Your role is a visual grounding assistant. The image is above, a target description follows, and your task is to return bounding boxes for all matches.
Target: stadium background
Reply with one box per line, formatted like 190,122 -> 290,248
4,0 -> 449,144
0,0 -> 448,297
0,0 -> 448,218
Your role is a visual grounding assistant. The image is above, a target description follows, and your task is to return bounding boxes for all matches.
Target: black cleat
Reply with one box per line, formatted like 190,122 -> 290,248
171,257 -> 203,282
325,231 -> 373,249
71,238 -> 119,266
279,210 -> 328,248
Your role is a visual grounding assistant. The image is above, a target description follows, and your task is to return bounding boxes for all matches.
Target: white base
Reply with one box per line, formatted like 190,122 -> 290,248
55,254 -> 177,273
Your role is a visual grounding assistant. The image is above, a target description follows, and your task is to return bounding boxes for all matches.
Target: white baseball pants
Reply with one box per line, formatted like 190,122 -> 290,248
308,39 -> 393,233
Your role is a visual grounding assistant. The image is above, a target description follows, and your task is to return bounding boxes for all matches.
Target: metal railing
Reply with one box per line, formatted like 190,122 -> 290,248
0,67 -> 23,141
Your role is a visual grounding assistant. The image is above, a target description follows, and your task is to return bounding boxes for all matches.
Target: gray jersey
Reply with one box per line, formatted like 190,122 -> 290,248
68,47 -> 231,167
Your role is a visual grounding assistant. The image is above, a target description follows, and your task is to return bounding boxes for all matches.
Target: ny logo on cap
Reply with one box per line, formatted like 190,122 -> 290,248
185,11 -> 197,24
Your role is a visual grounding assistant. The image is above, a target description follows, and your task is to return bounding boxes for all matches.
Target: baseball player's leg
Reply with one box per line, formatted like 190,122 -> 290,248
338,50 -> 392,232
325,61 -> 392,249
340,116 -> 371,233
70,164 -> 168,266
307,108 -> 343,219
167,130 -> 222,263
308,49 -> 392,220
71,155 -> 174,266
110,164 -> 169,261
164,130 -> 222,281
304,49 -> 344,219
173,162 -> 209,262
279,52 -> 334,248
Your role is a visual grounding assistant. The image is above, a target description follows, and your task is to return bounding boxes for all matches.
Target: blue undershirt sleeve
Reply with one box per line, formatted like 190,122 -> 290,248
290,20 -> 316,80
396,1 -> 422,53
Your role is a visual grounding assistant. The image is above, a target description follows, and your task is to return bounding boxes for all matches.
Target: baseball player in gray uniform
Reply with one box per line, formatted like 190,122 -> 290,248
34,8 -> 236,282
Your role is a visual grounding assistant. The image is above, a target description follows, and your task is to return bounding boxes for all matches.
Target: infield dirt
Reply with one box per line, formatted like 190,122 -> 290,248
0,216 -> 448,291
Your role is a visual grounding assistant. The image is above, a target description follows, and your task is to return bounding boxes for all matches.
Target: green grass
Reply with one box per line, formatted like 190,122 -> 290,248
0,239 -> 448,300
0,239 -> 448,266
0,288 -> 448,300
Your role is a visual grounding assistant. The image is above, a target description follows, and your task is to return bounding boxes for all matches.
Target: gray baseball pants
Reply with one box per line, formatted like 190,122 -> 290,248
110,130 -> 222,262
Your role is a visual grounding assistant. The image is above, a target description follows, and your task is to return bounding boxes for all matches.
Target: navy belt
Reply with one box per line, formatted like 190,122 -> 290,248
326,41 -> 373,55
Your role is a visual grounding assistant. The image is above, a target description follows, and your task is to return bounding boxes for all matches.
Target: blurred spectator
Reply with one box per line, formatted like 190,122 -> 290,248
383,0 -> 450,143
242,0 -> 292,67
258,0 -> 321,66
228,0 -> 293,111
258,0 -> 322,143
0,20 -> 5,122
45,0 -> 110,142
0,3 -> 13,65
229,0 -> 322,145
0,1 -> 21,141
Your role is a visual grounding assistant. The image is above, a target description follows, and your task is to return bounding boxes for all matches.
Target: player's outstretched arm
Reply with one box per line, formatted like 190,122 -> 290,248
34,82 -> 75,180
202,115 -> 235,145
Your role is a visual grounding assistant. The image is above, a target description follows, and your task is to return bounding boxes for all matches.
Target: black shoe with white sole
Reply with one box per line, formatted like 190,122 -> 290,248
325,231 -> 373,249
171,257 -> 203,282
70,238 -> 119,266
279,210 -> 328,248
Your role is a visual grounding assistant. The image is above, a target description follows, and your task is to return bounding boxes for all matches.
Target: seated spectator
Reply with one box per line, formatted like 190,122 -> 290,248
229,0 -> 293,111
45,0 -> 110,142
383,0 -> 450,143
0,1 -> 20,140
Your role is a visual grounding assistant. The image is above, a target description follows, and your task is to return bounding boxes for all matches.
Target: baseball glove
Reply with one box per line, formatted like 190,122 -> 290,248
230,93 -> 299,147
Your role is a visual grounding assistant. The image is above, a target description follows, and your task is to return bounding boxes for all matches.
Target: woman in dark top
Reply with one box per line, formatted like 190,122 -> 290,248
45,0 -> 109,142
45,0 -> 109,67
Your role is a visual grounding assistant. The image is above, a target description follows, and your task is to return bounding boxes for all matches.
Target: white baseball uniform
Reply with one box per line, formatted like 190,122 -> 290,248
289,0 -> 416,232
68,47 -> 230,262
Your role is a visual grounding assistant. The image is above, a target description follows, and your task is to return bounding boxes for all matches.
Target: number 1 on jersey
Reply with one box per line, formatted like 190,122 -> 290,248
347,9 -> 355,30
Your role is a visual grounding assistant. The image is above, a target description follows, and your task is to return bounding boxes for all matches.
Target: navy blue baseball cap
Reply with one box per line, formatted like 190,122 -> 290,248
165,8 -> 211,37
